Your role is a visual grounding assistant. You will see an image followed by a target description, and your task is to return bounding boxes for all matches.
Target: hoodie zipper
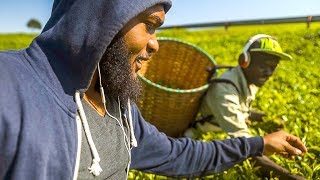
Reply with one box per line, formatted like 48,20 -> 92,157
73,115 -> 82,180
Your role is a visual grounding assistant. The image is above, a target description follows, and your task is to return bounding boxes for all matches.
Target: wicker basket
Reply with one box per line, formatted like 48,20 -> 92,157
137,37 -> 216,137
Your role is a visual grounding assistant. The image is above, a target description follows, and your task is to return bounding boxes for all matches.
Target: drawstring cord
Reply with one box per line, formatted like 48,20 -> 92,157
75,91 -> 102,176
74,63 -> 139,178
125,99 -> 137,178
127,99 -> 137,148
72,115 -> 82,180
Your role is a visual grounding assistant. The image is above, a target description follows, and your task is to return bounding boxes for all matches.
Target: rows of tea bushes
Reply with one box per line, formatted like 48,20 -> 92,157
0,33 -> 37,50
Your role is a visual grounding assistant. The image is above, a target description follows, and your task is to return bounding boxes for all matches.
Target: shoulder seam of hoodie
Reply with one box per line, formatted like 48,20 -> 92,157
21,50 -> 76,116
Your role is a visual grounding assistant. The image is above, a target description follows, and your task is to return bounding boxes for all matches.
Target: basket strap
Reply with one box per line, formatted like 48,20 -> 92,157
192,78 -> 240,127
190,115 -> 220,128
208,79 -> 240,94
206,65 -> 235,82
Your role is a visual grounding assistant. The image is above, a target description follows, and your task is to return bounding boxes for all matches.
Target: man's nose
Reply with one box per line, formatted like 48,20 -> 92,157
147,35 -> 159,54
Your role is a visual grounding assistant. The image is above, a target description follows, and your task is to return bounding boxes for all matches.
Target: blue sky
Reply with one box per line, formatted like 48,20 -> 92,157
0,0 -> 320,33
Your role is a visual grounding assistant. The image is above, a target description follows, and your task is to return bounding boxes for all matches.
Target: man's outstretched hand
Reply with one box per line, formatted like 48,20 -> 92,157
263,131 -> 307,159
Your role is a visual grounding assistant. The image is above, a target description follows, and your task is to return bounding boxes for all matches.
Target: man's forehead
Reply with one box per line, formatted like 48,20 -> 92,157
258,57 -> 279,66
252,53 -> 279,65
254,52 -> 279,60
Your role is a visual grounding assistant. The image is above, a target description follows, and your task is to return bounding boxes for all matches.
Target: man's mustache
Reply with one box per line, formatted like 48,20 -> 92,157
136,53 -> 152,61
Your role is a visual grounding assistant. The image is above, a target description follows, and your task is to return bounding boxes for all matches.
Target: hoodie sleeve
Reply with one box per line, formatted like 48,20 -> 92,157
0,113 -> 20,179
0,59 -> 21,179
130,104 -> 264,178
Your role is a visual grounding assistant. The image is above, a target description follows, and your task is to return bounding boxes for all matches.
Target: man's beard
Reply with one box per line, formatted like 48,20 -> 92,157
97,37 -> 142,107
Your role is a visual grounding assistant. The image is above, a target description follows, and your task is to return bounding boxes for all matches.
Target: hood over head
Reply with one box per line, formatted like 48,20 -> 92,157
24,0 -> 171,111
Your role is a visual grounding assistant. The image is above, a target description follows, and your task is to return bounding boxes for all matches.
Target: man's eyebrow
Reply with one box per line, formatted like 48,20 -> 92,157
149,14 -> 164,26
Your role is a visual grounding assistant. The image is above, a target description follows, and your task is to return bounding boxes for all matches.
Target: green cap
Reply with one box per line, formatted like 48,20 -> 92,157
249,38 -> 292,60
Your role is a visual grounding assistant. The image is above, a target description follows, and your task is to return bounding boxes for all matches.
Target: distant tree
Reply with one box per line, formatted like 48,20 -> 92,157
27,19 -> 42,31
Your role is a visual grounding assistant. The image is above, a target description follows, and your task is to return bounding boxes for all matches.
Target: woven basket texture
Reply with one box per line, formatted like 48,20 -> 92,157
137,38 -> 215,137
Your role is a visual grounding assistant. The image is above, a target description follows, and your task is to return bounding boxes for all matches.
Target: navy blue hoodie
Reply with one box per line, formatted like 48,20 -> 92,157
0,0 -> 263,179
0,0 -> 170,179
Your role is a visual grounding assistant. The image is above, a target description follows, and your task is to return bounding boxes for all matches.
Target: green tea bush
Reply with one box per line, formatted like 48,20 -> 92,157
0,34 -> 37,50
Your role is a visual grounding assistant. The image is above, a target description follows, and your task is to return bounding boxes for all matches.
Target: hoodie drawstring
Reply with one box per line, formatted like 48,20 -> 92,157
74,64 -> 138,178
75,91 -> 103,176
127,99 -> 137,148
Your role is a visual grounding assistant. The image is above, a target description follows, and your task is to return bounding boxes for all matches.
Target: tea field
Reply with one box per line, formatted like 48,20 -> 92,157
133,23 -> 320,179
0,22 -> 319,179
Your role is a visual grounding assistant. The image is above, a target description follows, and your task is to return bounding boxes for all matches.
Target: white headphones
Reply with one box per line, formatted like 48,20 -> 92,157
239,34 -> 273,68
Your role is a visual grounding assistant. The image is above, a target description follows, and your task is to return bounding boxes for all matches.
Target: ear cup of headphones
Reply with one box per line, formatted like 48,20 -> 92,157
239,52 -> 251,68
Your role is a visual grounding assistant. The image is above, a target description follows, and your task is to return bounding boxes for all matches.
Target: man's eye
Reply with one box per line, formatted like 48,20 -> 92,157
145,22 -> 154,29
